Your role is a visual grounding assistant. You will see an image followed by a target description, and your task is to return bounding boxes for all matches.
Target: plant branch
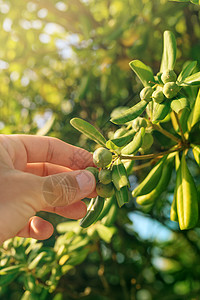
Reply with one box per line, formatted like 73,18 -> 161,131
173,111 -> 187,144
151,122 -> 181,143
120,145 -> 184,161
132,161 -> 153,171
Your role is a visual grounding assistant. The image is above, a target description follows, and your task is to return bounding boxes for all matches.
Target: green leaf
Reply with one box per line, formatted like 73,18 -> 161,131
0,264 -> 25,275
177,61 -> 197,82
106,140 -> 121,151
70,118 -> 106,147
28,252 -> 47,270
57,221 -> 80,234
189,121 -> 200,145
190,0 -> 200,4
160,31 -> 177,72
0,272 -> 19,286
115,186 -> 129,207
129,60 -> 154,87
152,101 -> 171,123
112,158 -> 129,190
109,129 -> 136,147
191,144 -> 200,166
110,101 -> 148,125
121,127 -> 145,155
180,71 -> 200,86
188,89 -> 200,128
170,97 -> 190,114
96,224 -> 116,243
65,249 -> 89,266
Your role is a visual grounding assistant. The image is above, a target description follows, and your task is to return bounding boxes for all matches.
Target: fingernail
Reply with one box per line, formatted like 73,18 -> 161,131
76,170 -> 95,194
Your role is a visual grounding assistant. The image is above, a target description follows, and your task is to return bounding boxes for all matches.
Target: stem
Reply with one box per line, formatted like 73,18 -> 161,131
132,161 -> 153,171
120,145 -> 184,161
151,122 -> 181,143
173,111 -> 187,144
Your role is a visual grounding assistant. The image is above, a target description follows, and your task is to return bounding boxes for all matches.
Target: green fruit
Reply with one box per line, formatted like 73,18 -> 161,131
93,147 -> 112,168
132,117 -> 147,131
140,87 -> 153,102
99,169 -> 112,184
163,82 -> 180,99
86,167 -> 99,182
161,69 -> 177,84
96,182 -> 114,198
156,72 -> 163,84
139,132 -> 153,151
176,153 -> 198,230
152,88 -> 164,103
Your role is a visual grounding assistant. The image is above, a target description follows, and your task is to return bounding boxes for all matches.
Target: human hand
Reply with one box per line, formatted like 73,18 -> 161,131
0,134 -> 96,244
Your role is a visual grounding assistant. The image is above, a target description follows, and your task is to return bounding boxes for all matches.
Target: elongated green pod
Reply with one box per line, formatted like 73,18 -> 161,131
121,128 -> 145,155
176,152 -> 198,230
112,158 -> 129,191
160,31 -> 177,72
110,101 -> 148,125
170,153 -> 180,222
136,154 -> 174,205
152,101 -> 171,123
132,155 -> 167,197
80,196 -> 105,228
115,186 -> 129,207
70,118 -> 106,147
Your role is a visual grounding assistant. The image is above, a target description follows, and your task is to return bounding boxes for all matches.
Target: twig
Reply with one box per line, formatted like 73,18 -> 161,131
151,122 -> 181,143
173,111 -> 187,144
132,161 -> 154,171
120,145 -> 184,161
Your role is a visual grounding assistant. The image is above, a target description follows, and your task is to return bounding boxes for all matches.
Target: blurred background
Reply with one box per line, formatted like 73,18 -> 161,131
0,0 -> 200,299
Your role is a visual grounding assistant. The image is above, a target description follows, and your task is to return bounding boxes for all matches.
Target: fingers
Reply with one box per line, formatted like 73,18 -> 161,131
25,162 -> 72,176
43,201 -> 87,219
11,135 -> 94,170
40,170 -> 96,208
17,216 -> 54,240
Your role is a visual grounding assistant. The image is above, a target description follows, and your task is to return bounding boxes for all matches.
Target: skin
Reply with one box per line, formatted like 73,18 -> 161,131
0,135 -> 97,244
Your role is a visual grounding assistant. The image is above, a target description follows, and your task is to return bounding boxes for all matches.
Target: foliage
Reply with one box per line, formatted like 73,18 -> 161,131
1,0 -> 200,299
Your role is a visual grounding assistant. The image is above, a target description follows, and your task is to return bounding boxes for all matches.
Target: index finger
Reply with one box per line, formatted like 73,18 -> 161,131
11,135 -> 94,170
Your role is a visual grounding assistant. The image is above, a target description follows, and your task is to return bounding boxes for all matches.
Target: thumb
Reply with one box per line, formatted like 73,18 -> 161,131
41,170 -> 96,207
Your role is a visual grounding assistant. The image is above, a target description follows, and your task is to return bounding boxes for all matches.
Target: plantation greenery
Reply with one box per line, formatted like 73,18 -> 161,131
1,0 -> 200,299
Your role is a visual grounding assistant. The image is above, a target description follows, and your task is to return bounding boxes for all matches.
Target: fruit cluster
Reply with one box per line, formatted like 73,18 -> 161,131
71,30 -> 200,230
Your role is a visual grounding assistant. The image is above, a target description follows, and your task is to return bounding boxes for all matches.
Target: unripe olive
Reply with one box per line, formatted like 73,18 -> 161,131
140,87 -> 153,102
139,132 -> 154,151
99,169 -> 112,184
163,82 -> 180,99
156,72 -> 163,84
114,127 -> 127,139
96,182 -> 114,198
86,167 -> 99,182
93,147 -> 112,168
152,88 -> 164,103
161,69 -> 177,84
132,117 -> 147,132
